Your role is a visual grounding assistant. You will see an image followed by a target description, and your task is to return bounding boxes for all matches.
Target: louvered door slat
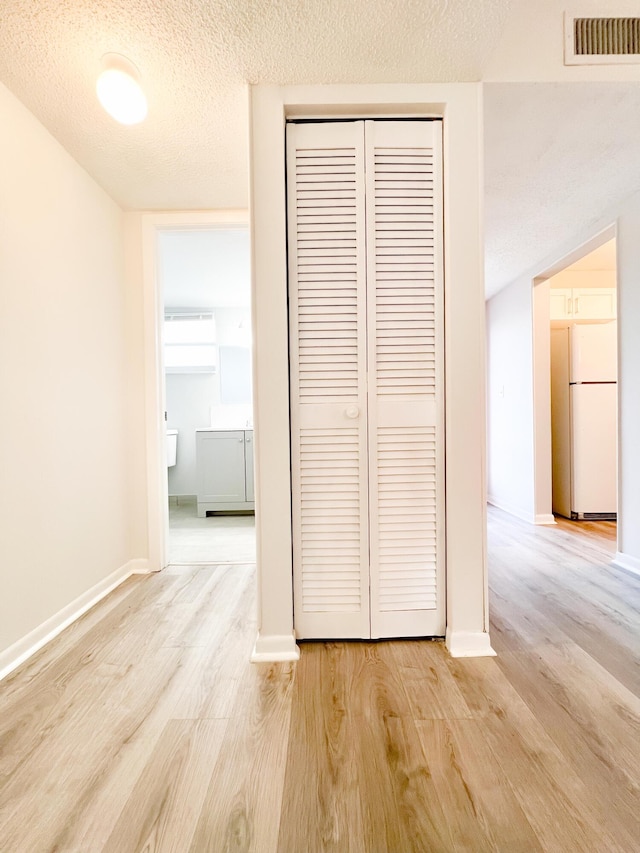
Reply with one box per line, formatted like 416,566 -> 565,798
288,121 -> 370,639
366,120 -> 445,639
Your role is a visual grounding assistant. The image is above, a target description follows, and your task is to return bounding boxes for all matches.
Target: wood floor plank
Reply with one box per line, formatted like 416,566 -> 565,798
0,566 -> 259,853
160,563 -> 254,650
101,718 -> 227,853
189,661 -> 295,853
388,639 -> 474,720
450,656 -> 628,852
277,643 -> 366,853
351,642 -> 458,852
171,565 -> 256,720
0,646 -> 184,851
279,641 -> 458,852
415,719 -> 542,852
96,565 -> 234,661
492,646 -> 640,850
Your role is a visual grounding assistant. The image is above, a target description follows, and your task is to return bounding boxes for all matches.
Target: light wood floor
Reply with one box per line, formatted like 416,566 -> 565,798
1,509 -> 639,851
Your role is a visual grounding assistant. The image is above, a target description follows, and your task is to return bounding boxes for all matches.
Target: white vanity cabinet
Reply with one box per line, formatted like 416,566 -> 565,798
196,429 -> 255,515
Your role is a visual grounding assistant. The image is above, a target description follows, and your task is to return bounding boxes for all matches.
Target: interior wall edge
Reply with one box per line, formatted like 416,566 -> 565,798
612,551 -> 640,579
487,495 -> 536,525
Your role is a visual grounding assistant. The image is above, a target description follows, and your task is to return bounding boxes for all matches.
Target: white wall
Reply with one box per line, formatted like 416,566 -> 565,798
486,277 -> 536,521
487,199 -> 640,576
166,372 -> 219,495
615,195 -> 640,575
0,83 -> 131,666
549,269 -> 617,290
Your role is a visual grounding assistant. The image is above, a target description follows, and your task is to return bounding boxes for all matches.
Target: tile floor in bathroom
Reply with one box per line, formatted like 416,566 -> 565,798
168,496 -> 256,564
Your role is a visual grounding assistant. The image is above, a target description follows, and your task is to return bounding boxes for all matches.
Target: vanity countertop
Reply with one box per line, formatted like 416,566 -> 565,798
196,425 -> 253,432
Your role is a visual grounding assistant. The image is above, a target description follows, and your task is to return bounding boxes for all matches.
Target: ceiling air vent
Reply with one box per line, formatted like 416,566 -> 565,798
564,13 -> 640,64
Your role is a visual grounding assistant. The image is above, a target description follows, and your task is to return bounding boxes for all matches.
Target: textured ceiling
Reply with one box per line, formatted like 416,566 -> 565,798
0,0 -> 512,211
4,4 -> 640,298
484,83 -> 640,297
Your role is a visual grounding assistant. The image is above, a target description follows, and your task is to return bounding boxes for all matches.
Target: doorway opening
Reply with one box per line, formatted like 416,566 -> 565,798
157,224 -> 255,566
532,230 -> 618,539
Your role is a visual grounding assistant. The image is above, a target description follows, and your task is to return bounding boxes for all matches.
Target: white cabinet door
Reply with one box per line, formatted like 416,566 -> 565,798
287,119 -> 444,641
244,431 -> 254,502
197,431 -> 246,504
550,288 -> 573,320
550,287 -> 616,321
572,288 -> 617,320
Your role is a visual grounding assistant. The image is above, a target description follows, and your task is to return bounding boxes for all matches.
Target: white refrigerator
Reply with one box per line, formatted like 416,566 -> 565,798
550,321 -> 617,520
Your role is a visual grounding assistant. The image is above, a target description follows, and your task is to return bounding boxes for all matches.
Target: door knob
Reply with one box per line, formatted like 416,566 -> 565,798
345,405 -> 360,419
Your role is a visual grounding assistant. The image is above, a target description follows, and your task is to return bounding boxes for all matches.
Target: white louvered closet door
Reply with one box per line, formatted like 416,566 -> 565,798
287,119 -> 444,640
287,121 -> 370,639
365,120 -> 445,638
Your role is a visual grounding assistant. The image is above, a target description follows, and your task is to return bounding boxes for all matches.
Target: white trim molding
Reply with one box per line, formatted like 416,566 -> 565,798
138,210 -> 250,575
612,551 -> 640,579
0,560 -> 141,682
251,632 -> 300,663
535,514 -> 557,525
129,558 -> 154,574
446,629 -> 496,658
487,495 -> 536,525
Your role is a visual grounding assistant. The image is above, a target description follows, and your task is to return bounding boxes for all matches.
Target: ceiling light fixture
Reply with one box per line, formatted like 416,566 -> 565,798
96,53 -> 147,125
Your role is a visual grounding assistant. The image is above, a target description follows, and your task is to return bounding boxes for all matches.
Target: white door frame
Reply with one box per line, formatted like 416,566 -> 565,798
531,223 -> 617,525
141,210 -> 250,572
250,83 -> 493,660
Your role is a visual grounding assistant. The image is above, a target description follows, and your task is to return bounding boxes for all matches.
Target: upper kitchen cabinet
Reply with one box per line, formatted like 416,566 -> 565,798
550,287 -> 616,322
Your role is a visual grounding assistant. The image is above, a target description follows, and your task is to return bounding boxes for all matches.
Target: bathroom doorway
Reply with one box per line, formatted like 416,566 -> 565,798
153,215 -> 256,566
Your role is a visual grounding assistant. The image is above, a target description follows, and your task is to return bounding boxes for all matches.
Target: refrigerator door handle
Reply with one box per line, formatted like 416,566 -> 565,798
574,296 -> 579,316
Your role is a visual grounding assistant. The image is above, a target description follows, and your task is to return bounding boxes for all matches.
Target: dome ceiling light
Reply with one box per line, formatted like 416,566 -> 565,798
96,53 -> 147,125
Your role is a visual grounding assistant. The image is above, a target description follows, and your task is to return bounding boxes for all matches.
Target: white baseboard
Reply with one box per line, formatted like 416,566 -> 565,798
612,551 -> 640,580
445,629 -> 497,658
0,559 -> 142,682
250,632 -> 300,663
487,496 -> 535,525
129,558 -> 154,574
534,513 -> 557,525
